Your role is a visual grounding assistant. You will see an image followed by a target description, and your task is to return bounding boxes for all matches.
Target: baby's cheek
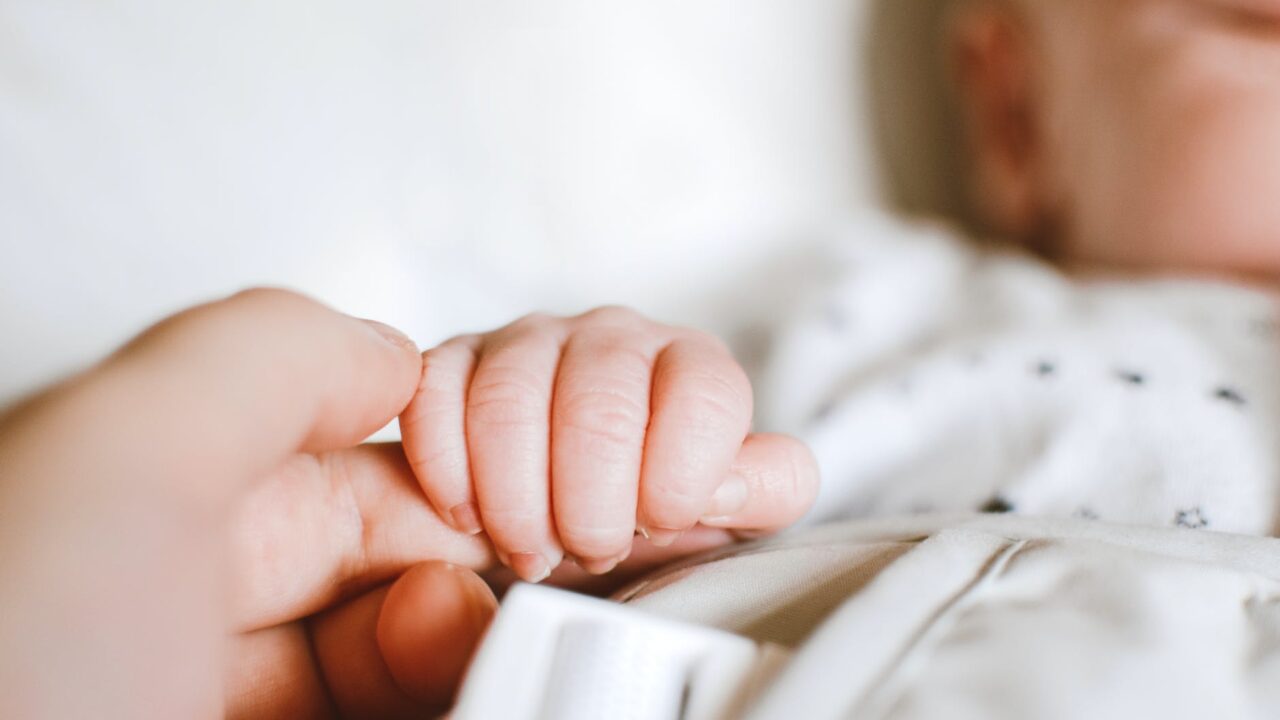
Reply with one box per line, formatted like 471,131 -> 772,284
1135,88 -> 1280,275
1064,57 -> 1280,277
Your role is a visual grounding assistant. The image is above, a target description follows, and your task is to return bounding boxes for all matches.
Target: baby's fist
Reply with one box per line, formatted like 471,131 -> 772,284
400,307 -> 817,582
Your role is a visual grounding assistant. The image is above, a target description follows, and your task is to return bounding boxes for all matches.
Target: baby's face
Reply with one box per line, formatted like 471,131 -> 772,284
1014,0 -> 1280,280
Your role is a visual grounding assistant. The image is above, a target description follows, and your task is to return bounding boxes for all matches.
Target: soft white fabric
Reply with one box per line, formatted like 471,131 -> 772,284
454,583 -> 789,720
760,212 -> 1280,535
620,513 -> 1280,720
462,514 -> 1280,719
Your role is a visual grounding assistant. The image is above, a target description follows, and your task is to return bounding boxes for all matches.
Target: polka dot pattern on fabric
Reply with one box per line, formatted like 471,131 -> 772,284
762,212 -> 1280,535
1214,387 -> 1247,407
981,497 -> 1015,514
1115,370 -> 1146,386
1175,508 -> 1209,530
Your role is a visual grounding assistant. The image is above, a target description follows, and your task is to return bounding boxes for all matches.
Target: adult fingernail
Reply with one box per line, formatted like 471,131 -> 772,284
361,318 -> 418,352
703,474 -> 749,520
439,563 -> 499,615
645,528 -> 683,548
449,502 -> 483,536
510,552 -> 552,583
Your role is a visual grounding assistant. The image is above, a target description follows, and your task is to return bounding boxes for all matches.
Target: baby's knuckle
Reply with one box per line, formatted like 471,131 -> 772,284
509,311 -> 558,332
716,359 -> 754,405
558,392 -> 647,450
401,391 -> 453,428
670,375 -> 751,431
467,368 -> 548,427
408,442 -> 468,480
422,343 -> 464,366
418,348 -> 465,392
642,485 -> 703,525
594,342 -> 655,378
580,305 -> 644,327
686,328 -> 734,354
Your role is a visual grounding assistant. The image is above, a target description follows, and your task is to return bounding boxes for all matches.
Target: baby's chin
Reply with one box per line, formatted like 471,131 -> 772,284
1055,240 -> 1280,296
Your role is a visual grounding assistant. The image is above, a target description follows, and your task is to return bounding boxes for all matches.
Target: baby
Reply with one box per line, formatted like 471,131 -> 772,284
402,0 -> 1280,583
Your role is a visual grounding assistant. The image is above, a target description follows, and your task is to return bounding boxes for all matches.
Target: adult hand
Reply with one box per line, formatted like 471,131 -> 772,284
0,289 -> 496,719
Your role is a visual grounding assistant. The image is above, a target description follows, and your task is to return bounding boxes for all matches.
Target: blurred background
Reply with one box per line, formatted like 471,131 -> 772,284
0,0 -> 960,407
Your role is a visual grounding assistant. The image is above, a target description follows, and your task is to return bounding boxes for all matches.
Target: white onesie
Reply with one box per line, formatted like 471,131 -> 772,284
760,212 -> 1280,535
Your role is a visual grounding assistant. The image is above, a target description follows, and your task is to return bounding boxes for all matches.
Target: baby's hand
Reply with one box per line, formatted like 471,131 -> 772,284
400,307 -> 817,582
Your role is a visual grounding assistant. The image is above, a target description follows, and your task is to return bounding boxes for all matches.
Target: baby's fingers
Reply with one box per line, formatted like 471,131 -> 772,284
465,317 -> 567,582
699,433 -> 819,532
551,322 -> 655,574
401,336 -> 484,535
638,335 -> 753,545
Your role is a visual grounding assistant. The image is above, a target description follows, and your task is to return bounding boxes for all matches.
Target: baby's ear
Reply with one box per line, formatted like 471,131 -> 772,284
950,1 -> 1048,244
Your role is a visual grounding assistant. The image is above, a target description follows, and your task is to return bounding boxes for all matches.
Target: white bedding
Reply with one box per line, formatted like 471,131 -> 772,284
619,513 -> 1280,719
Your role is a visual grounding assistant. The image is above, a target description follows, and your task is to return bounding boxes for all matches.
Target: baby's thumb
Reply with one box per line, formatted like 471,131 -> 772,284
699,433 -> 819,532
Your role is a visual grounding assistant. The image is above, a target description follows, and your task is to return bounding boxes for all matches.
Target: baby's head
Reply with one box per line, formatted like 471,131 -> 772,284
952,0 -> 1280,281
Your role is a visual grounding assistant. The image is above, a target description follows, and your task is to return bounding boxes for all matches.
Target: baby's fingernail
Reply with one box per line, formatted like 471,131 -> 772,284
580,548 -> 631,576
449,502 -> 483,536
703,474 -> 750,520
360,318 -> 418,352
510,552 -> 552,583
645,528 -> 683,548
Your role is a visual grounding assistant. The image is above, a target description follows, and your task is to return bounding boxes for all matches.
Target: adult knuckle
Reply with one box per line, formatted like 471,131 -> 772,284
229,286 -> 309,308
148,287 -> 323,358
223,287 -> 327,327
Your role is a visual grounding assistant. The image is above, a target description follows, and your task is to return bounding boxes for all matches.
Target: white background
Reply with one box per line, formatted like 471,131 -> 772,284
0,1 -> 956,405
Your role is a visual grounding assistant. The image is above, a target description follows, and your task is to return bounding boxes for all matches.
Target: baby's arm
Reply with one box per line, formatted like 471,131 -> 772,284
399,307 -> 818,582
